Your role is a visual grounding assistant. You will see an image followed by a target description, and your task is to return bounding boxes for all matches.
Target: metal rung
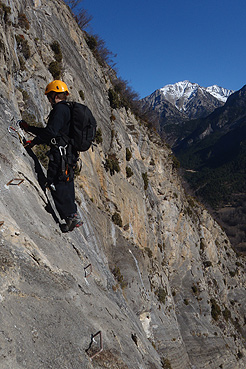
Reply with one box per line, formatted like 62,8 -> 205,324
86,331 -> 103,359
7,178 -> 24,186
84,264 -> 92,278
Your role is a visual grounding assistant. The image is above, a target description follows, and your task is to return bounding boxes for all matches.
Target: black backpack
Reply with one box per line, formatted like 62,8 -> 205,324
66,102 -> 97,152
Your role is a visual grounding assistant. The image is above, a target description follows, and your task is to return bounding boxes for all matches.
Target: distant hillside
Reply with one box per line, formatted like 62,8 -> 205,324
174,85 -> 246,253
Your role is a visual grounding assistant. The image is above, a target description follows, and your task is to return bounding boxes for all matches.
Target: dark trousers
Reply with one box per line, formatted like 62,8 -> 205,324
51,180 -> 77,219
47,148 -> 77,219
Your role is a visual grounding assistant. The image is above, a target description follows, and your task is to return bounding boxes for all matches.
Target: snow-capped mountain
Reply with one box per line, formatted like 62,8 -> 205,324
159,80 -> 234,112
205,85 -> 234,102
140,80 -> 235,146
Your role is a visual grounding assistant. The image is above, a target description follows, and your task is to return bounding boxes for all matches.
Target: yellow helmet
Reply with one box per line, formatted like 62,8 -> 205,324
45,80 -> 69,95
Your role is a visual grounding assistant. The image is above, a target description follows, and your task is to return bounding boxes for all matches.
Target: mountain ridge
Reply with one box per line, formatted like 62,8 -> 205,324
142,80 -> 234,113
158,80 -> 234,111
140,80 -> 234,145
175,84 -> 246,149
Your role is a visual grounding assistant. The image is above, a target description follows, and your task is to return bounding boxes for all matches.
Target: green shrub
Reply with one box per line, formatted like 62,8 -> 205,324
18,13 -> 30,30
108,88 -> 121,109
229,270 -> 237,277
222,307 -> 231,322
161,358 -> 172,369
171,154 -> 180,169
187,195 -> 197,208
237,351 -> 243,359
85,32 -> 115,67
123,223 -> 129,231
16,34 -> 30,59
150,158 -> 155,166
112,266 -> 127,289
184,205 -> 193,217
126,166 -> 133,178
191,284 -> 199,295
48,61 -> 61,79
0,39 -> 4,51
112,212 -> 123,227
21,111 -> 37,125
158,243 -> 165,252
50,41 -> 62,62
155,287 -> 167,304
48,41 -> 63,79
235,261 -> 243,268
126,147 -> 132,161
18,88 -> 29,101
0,1 -> 11,22
18,56 -> 26,70
145,247 -> 153,258
142,172 -> 148,190
203,260 -> 212,268
79,90 -> 85,100
85,34 -> 97,51
200,239 -> 206,251
112,77 -> 140,113
33,144 -> 49,169
95,128 -> 103,144
211,298 -> 221,321
105,153 -> 120,175
74,159 -> 82,177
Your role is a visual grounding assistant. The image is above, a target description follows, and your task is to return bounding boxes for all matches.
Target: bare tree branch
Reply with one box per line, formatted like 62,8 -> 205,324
66,0 -> 82,11
75,9 -> 93,30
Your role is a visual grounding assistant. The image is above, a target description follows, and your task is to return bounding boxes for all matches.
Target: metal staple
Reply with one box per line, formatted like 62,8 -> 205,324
6,178 -> 24,186
84,263 -> 92,278
86,331 -> 103,359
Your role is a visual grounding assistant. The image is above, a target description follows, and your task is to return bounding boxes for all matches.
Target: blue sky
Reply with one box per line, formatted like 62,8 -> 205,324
78,0 -> 246,98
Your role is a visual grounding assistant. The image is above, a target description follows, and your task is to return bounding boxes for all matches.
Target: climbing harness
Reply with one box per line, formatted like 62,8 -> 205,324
50,137 -> 72,182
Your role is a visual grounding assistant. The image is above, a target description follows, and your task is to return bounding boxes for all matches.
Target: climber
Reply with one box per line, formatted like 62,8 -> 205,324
19,80 -> 82,232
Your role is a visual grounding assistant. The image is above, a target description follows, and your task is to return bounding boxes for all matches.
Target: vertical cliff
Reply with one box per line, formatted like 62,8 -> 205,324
0,1 -> 246,368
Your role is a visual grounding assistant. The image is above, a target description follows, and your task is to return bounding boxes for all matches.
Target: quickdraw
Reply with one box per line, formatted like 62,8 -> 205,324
58,144 -> 70,181
7,119 -> 34,147
8,125 -> 26,145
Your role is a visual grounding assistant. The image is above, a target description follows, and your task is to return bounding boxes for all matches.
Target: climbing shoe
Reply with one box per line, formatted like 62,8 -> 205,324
65,213 -> 83,232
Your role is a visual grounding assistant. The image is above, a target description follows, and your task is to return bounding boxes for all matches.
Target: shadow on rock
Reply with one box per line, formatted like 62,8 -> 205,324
25,147 -> 61,225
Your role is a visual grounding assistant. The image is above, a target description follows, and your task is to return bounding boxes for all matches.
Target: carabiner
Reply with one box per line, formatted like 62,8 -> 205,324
8,126 -> 24,144
59,145 -> 67,157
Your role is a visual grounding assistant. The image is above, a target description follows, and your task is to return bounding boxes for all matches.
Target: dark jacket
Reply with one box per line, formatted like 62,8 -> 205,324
28,101 -> 71,146
28,101 -> 78,184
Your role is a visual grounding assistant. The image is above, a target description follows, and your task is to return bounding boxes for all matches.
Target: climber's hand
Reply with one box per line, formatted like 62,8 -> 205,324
24,140 -> 35,149
19,120 -> 29,132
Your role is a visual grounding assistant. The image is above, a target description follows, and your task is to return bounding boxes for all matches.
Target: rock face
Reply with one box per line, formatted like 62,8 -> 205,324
0,1 -> 246,369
